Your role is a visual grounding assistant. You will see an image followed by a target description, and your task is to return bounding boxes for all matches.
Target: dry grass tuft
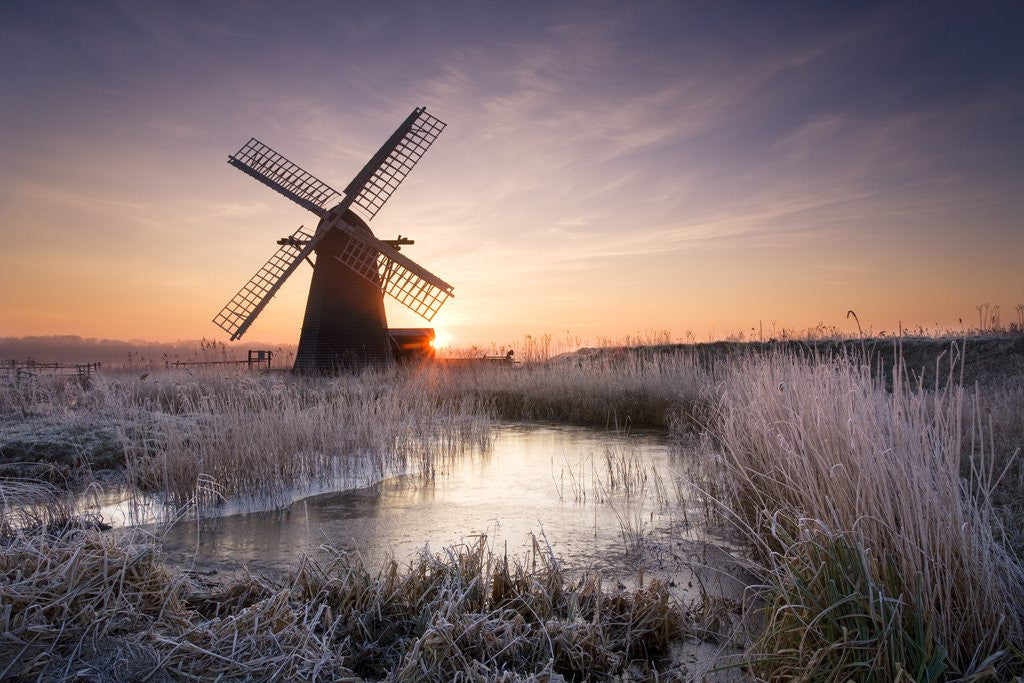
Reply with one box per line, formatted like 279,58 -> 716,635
698,351 -> 1024,677
0,528 -> 190,679
284,535 -> 686,680
0,475 -> 78,537
0,529 -> 689,681
1,367 -> 493,510
427,350 -> 714,429
109,368 -> 494,507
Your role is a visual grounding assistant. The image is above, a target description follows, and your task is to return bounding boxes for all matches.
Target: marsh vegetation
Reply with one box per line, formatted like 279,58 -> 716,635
2,334 -> 1022,679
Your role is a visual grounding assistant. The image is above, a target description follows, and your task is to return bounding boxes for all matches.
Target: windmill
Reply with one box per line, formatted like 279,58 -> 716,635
212,107 -> 453,372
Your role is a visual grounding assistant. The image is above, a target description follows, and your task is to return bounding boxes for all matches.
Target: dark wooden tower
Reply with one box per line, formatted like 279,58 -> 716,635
295,210 -> 390,370
212,108 -> 454,372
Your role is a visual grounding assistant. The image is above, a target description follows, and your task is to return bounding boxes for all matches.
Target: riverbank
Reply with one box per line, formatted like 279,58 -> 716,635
2,337 -> 1022,679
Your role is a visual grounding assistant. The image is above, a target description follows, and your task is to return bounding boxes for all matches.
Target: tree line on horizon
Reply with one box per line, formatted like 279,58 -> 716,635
0,335 -> 296,365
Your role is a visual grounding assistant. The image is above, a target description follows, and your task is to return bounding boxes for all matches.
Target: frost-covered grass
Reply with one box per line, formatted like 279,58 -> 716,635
0,354 -> 713,506
3,342 -> 1023,678
694,352 -> 1024,678
428,349 -> 715,429
2,368 -> 493,508
108,369 -> 492,508
0,523 -> 688,681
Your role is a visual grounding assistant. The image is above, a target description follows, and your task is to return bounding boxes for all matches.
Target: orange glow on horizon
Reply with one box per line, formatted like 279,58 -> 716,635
1,3 -> 1021,347
430,331 -> 451,349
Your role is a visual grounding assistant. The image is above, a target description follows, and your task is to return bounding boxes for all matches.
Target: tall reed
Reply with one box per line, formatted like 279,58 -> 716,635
93,367 -> 493,509
427,349 -> 714,429
699,351 -> 1023,677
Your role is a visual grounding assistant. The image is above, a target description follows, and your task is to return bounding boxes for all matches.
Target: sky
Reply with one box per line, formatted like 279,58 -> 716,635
1,1 -> 1022,348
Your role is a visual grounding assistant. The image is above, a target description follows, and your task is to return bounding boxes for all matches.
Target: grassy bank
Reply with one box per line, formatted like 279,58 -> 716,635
2,369 -> 492,509
574,334 -> 1024,390
422,349 -> 714,429
693,351 -> 1024,678
2,336 -> 1023,678
0,523 -> 688,681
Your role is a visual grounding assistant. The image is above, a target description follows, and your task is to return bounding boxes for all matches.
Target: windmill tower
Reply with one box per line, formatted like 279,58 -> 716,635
212,108 -> 453,372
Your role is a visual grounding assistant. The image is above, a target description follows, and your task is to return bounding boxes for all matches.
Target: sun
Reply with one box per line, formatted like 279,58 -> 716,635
431,331 -> 450,349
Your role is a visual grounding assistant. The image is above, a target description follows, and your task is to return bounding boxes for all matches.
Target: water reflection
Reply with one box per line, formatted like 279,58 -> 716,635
123,424 -> 707,576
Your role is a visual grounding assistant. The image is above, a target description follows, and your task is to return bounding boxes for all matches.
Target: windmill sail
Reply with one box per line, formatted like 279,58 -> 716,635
333,219 -> 453,321
216,107 -> 454,369
342,108 -> 446,221
213,225 -> 319,340
228,139 -> 343,216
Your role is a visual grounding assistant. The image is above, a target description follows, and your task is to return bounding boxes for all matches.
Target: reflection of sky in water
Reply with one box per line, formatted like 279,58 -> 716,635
104,424 -> 715,577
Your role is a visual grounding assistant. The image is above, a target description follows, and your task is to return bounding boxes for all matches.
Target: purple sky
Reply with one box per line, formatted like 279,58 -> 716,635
2,1 -> 1022,346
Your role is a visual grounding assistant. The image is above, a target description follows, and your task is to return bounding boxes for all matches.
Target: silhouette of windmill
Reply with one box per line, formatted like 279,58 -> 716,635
212,108 -> 452,371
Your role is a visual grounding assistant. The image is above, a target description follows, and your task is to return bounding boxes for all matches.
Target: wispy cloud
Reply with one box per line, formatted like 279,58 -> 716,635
5,181 -> 152,212
1,1 -> 1021,342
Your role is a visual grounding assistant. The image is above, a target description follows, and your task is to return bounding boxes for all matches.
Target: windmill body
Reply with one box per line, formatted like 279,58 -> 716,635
213,108 -> 453,372
296,209 -> 390,370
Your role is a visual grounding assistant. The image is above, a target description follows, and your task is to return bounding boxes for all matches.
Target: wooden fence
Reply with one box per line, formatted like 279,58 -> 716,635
1,360 -> 102,383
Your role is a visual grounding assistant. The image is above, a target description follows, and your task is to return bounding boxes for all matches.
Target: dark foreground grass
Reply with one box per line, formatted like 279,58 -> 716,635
0,528 -> 690,681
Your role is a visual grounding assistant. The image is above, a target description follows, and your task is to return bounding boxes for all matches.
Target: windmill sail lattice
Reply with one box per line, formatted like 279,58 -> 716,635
213,225 -> 317,340
228,139 -> 342,216
214,107 -> 453,370
334,220 -> 453,320
343,108 -> 446,221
